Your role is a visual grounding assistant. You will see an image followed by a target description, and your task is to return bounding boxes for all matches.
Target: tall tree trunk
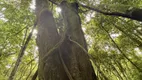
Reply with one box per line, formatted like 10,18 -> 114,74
60,1 -> 97,80
36,0 -> 68,80
36,0 -> 97,80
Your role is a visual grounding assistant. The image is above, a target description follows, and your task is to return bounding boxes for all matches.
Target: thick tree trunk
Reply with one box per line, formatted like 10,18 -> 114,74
36,9 -> 67,79
36,0 -> 97,80
60,1 -> 97,80
36,0 -> 68,80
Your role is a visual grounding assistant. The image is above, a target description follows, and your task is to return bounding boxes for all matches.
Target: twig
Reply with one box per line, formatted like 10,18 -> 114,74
26,64 -> 37,80
32,70 -> 38,80
27,56 -> 38,65
49,0 -> 59,6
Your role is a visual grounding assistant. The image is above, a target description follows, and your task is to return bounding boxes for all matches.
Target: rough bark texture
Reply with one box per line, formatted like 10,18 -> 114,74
36,0 -> 97,80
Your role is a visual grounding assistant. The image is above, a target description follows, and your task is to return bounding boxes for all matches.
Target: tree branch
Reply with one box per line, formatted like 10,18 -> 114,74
32,69 -> 38,80
49,0 -> 59,6
49,0 -> 142,21
79,4 -> 142,21
8,19 -> 37,80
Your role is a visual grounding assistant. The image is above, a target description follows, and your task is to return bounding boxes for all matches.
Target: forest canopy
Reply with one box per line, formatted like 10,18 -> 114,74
0,0 -> 142,80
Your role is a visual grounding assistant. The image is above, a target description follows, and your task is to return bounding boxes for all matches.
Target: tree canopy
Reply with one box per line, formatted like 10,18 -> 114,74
0,0 -> 142,80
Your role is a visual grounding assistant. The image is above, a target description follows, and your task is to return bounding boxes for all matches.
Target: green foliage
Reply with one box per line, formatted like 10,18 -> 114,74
80,0 -> 142,79
0,0 -> 142,80
0,0 -> 36,79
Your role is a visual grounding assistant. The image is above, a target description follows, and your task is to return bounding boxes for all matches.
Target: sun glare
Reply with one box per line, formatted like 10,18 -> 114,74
135,48 -> 142,55
56,7 -> 61,13
30,0 -> 36,10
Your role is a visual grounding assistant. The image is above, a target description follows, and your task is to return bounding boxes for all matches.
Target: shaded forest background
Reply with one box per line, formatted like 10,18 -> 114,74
0,0 -> 142,80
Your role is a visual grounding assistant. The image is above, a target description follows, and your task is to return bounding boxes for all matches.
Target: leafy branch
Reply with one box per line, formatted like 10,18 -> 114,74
49,0 -> 142,21
8,19 -> 37,80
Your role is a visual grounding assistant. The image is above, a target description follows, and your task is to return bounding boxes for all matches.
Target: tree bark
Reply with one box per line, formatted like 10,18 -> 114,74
36,0 -> 68,79
36,0 -> 97,80
60,1 -> 97,80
